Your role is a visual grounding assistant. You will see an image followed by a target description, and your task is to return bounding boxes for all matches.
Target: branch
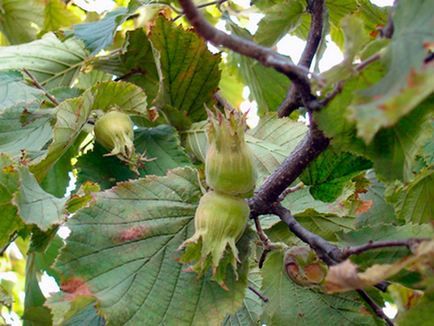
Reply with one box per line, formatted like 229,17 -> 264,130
249,122 -> 329,217
248,285 -> 269,302
271,203 -> 342,264
341,238 -> 431,260
277,0 -> 325,118
357,289 -> 394,326
22,68 -> 60,106
177,0 -> 324,111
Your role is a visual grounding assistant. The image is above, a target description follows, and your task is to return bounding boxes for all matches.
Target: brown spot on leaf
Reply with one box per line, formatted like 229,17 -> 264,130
61,277 -> 93,301
355,199 -> 373,215
119,226 -> 149,242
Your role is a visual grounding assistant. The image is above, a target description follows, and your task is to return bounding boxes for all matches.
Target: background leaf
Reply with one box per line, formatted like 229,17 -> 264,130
0,0 -> 44,44
260,251 -> 376,325
0,33 -> 89,89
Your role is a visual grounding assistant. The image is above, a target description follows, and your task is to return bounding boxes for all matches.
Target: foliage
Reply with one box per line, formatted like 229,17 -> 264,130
0,0 -> 433,325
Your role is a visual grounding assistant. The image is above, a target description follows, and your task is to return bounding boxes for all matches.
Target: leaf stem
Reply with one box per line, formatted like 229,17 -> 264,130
248,285 -> 269,302
22,68 -> 60,106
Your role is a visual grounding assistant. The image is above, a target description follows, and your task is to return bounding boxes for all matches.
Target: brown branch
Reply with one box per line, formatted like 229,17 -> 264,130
277,0 -> 325,118
22,68 -> 60,106
249,122 -> 329,217
174,0 -> 229,21
177,0 -> 324,112
341,238 -> 431,260
357,289 -> 394,326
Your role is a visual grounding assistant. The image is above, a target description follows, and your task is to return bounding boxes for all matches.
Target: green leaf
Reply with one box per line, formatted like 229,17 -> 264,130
55,167 -> 249,325
64,7 -> 129,55
326,0 -> 358,27
0,0 -> 44,44
266,208 -> 355,243
62,302 -> 105,326
315,74 -> 433,182
348,0 -> 434,142
66,182 -> 100,214
0,102 -> 53,160
150,16 -> 221,124
218,64 -> 245,109
226,23 -> 291,115
133,125 -> 193,175
300,147 -> 373,203
354,0 -> 389,37
354,169 -> 398,229
254,1 -> 304,48
42,0 -> 81,34
0,69 -> 44,111
0,155 -> 24,249
398,290 -> 434,326
0,33 -> 89,89
75,70 -> 113,90
260,251 -> 376,325
118,28 -> 161,107
247,113 -> 307,152
422,120 -> 434,167
392,168 -> 434,224
222,267 -> 263,326
13,166 -> 67,231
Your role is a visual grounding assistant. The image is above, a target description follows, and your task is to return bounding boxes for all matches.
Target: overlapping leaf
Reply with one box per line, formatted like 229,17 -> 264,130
227,23 -> 290,115
0,102 -> 53,160
254,1 -> 304,48
0,0 -> 44,44
260,251 -> 376,325
300,147 -> 372,203
348,0 -> 434,142
391,168 -> 434,224
42,0 -> 81,34
64,7 -> 130,55
0,70 -> 44,111
315,71 -> 433,182
55,167 -> 249,325
354,169 -> 397,229
151,16 -> 221,125
0,33 -> 89,89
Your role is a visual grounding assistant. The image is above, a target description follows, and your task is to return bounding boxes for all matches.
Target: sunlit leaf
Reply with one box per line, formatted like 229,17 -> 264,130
326,0 -> 358,27
398,290 -> 434,326
55,167 -> 249,325
151,16 -> 221,125
254,1 -> 304,48
0,0 -> 44,44
42,0 -> 81,34
0,33 -> 89,89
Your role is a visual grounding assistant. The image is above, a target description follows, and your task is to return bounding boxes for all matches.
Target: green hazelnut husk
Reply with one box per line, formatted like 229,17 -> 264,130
178,190 -> 249,290
205,108 -> 257,197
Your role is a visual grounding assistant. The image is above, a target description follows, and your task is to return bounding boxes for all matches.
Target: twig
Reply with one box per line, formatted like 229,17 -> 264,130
357,289 -> 394,326
248,285 -> 269,302
277,0 -> 325,118
22,68 -> 60,106
114,68 -> 147,81
341,238 -> 431,260
177,0 -> 324,112
174,0 -> 228,21
258,248 -> 271,269
277,182 -> 304,202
